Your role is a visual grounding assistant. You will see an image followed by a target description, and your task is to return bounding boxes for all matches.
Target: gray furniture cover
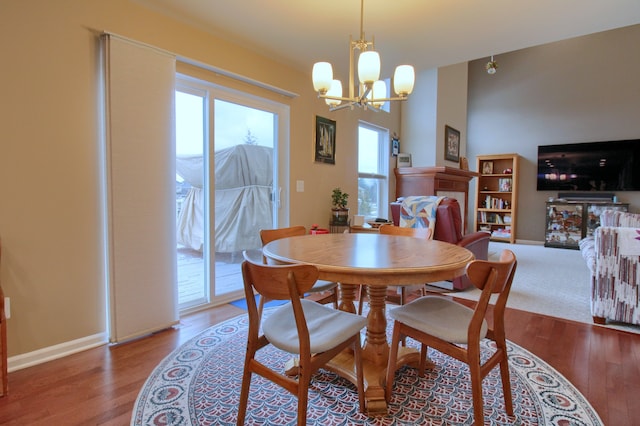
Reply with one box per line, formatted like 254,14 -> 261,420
176,144 -> 273,253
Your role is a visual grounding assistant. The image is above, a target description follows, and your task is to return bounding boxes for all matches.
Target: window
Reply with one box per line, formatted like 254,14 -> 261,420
358,122 -> 389,219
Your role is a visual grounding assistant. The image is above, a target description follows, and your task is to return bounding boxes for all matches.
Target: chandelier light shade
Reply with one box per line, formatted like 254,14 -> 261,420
312,0 -> 415,111
312,62 -> 333,93
393,65 -> 415,96
325,80 -> 343,107
357,51 -> 381,83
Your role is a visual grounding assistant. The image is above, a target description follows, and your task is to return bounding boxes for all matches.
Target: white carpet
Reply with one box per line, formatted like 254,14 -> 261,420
440,241 -> 640,334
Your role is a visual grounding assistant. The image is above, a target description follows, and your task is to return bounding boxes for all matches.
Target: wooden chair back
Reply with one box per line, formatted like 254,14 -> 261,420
260,226 -> 306,264
378,224 -> 432,239
241,254 -> 319,304
467,249 -> 517,339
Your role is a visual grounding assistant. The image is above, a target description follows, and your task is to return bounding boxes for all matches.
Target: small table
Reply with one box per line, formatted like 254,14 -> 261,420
349,224 -> 379,233
263,233 -> 474,414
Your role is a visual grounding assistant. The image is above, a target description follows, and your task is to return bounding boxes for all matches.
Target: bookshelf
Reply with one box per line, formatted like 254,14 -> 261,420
474,154 -> 519,243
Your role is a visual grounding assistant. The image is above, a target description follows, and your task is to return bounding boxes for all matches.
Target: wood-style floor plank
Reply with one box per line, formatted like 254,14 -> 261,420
0,300 -> 638,425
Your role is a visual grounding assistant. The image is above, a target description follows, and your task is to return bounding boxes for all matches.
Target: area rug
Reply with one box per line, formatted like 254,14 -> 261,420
131,309 -> 603,425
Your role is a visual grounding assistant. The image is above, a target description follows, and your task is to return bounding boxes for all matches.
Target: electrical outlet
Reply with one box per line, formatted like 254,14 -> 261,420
296,180 -> 304,192
4,297 -> 9,319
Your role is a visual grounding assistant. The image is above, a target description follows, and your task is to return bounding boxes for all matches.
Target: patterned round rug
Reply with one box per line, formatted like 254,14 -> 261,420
131,308 -> 603,425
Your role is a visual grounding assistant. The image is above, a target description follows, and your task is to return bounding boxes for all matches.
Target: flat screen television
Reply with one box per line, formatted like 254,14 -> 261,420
537,139 -> 640,191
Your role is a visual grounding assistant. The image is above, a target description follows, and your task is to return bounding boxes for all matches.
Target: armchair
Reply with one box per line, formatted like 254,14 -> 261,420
390,197 -> 490,290
579,210 -> 640,325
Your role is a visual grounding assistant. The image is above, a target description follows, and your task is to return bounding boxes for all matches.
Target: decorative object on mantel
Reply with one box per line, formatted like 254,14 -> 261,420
396,153 -> 411,168
330,187 -> 349,225
311,0 -> 415,111
459,156 -> 469,170
486,55 -> 498,74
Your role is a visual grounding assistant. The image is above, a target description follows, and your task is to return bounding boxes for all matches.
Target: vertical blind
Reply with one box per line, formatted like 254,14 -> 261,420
102,33 -> 179,343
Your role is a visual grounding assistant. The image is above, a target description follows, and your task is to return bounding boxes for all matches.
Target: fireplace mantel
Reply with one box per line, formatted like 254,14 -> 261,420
394,166 -> 479,232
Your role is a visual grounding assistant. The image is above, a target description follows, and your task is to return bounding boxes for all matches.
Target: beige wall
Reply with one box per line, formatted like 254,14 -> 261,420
0,1 -> 399,358
466,24 -> 640,242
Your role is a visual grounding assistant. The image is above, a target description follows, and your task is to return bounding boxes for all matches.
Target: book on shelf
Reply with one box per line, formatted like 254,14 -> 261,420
483,195 -> 508,209
491,227 -> 512,239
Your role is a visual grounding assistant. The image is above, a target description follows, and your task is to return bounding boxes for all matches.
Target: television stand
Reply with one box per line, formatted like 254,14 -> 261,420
544,200 -> 628,249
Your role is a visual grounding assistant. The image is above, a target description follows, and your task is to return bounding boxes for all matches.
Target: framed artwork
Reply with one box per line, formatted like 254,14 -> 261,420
444,125 -> 460,162
314,115 -> 336,164
482,161 -> 494,174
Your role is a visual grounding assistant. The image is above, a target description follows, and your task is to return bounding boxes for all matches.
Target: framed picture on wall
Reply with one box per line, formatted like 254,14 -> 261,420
444,125 -> 460,162
314,115 -> 336,164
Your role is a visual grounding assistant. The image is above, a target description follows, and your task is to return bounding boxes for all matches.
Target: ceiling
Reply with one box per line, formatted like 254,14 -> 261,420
135,0 -> 640,77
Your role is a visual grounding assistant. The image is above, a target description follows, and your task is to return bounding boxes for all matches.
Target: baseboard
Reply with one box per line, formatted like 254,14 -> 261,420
515,239 -> 544,245
8,332 -> 108,372
426,281 -> 454,291
489,239 -> 544,246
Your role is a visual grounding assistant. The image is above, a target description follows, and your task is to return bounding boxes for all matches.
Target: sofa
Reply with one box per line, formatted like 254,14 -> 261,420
579,209 -> 640,325
390,197 -> 490,290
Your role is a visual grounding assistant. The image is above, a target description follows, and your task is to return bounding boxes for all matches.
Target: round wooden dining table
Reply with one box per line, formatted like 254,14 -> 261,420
262,232 -> 474,415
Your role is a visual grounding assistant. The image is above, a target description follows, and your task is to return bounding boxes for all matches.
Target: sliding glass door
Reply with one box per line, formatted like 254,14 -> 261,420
176,76 -> 289,311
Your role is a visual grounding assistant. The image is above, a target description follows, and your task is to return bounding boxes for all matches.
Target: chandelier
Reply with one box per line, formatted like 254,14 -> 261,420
311,0 -> 415,111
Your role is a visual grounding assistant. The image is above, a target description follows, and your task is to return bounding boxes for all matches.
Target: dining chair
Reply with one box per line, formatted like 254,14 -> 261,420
357,224 -> 432,315
260,226 -> 338,317
237,253 -> 366,426
385,249 -> 517,424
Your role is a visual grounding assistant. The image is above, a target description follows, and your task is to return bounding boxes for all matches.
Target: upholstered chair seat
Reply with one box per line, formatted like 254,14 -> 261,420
264,299 -> 366,354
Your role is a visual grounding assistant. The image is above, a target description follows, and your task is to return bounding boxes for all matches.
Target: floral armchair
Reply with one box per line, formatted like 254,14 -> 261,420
579,210 -> 640,325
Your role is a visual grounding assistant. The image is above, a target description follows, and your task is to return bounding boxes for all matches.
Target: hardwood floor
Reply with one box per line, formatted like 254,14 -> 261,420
0,298 -> 638,425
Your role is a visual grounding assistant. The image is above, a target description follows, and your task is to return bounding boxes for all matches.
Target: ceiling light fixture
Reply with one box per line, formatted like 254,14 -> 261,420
312,0 -> 415,111
486,55 -> 498,74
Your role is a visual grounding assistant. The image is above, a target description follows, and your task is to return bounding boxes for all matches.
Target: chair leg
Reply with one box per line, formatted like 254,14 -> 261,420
353,336 -> 365,413
418,343 -> 428,376
468,360 -> 485,425
497,344 -> 514,416
297,366 -> 312,426
397,288 -> 408,346
358,285 -> 366,315
385,322 -> 402,402
236,368 -> 252,426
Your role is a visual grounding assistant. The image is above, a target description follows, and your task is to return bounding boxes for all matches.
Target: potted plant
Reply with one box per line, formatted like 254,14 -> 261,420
330,187 -> 350,225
